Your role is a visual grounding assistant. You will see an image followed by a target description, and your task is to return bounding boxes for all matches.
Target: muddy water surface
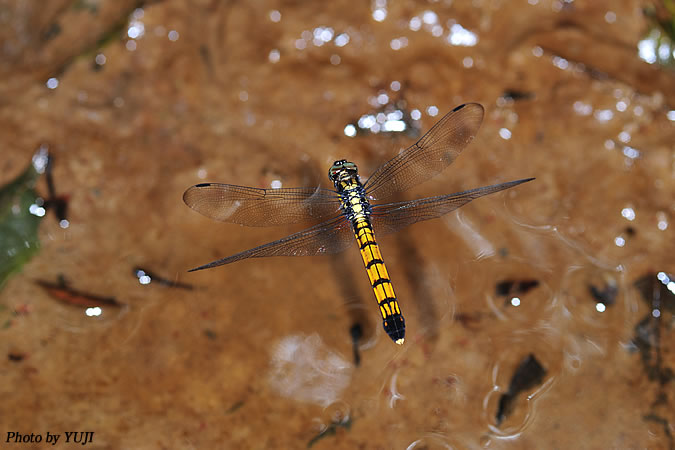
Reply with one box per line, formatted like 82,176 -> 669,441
0,0 -> 673,449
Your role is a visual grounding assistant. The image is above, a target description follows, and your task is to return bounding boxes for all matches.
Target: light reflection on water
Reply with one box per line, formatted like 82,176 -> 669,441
85,306 -> 102,316
447,23 -> 478,47
342,89 -> 423,137
269,10 -> 281,23
268,334 -> 352,407
638,28 -> 675,65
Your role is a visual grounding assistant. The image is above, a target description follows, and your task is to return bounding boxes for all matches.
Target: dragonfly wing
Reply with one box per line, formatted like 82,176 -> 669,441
364,103 -> 485,201
183,183 -> 340,226
370,178 -> 534,236
188,215 -> 354,271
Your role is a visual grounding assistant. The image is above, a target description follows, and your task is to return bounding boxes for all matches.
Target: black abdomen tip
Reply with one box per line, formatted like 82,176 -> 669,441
383,314 -> 406,345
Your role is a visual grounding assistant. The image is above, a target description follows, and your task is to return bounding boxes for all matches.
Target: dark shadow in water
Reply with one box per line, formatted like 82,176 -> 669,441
495,353 -> 547,426
328,251 -> 372,366
350,323 -> 363,367
495,279 -> 540,297
588,277 -> 618,307
42,151 -> 70,225
8,352 -> 26,362
496,278 -> 541,307
630,272 -> 674,448
394,229 -> 439,344
500,89 -> 536,102
632,272 -> 674,383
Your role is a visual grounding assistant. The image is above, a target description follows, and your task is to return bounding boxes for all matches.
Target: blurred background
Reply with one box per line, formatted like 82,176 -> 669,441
1,0 -> 673,448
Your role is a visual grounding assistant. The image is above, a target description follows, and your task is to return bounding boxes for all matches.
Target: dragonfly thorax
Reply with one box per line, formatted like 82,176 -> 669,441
328,160 -> 360,186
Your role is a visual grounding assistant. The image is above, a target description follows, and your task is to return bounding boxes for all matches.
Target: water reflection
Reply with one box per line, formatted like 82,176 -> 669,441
390,37 -> 408,50
28,203 -> 46,217
656,272 -> 675,296
594,109 -> 613,122
552,55 -> 569,70
334,33 -> 349,47
85,307 -> 102,317
133,267 -> 194,290
267,334 -> 352,407
125,8 -> 145,43
656,212 -> 668,231
621,207 -> 636,221
344,95 -> 420,137
498,128 -> 512,140
269,10 -> 281,23
621,145 -> 640,159
94,53 -> 106,67
638,27 -> 675,66
447,23 -> 478,47
371,0 -> 387,22
312,27 -> 334,46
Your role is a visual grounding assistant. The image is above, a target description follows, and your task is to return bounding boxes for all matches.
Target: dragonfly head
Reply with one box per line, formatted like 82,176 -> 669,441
328,160 -> 359,184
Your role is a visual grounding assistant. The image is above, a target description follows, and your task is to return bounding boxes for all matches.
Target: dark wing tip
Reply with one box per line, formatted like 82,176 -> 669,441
183,183 -> 210,206
448,103 -> 485,135
452,102 -> 484,114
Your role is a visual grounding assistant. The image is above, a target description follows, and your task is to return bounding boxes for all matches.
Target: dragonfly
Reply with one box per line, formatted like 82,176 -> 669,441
183,103 -> 534,345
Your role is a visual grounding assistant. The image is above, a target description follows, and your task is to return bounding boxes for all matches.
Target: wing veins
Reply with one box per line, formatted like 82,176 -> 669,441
371,178 -> 534,235
364,103 -> 485,201
183,183 -> 340,226
188,215 -> 354,271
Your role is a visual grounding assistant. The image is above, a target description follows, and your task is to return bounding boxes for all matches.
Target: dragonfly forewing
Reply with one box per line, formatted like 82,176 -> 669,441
364,103 -> 485,201
183,183 -> 340,227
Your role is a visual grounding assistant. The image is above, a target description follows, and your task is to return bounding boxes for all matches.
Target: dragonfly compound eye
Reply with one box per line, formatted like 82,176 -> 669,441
329,160 -> 348,181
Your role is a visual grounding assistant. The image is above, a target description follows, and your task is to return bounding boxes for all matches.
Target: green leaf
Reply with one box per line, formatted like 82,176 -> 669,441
0,151 -> 46,290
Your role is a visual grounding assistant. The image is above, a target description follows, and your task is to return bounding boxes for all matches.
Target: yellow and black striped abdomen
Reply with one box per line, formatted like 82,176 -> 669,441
353,217 -> 406,345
